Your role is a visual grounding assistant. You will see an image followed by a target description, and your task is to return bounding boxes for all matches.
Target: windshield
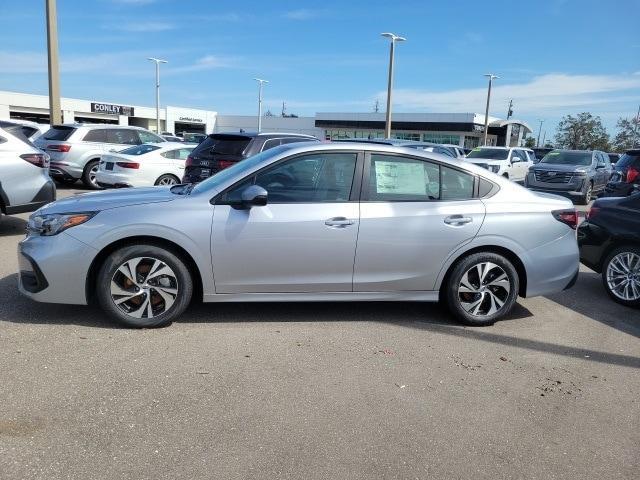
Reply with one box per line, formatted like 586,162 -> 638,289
466,148 -> 509,160
194,134 -> 252,156
42,126 -> 75,141
118,144 -> 161,155
191,145 -> 289,194
540,151 -> 592,166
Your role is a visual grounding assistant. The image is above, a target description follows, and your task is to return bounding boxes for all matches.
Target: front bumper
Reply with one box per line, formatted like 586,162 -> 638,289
18,232 -> 98,305
4,180 -> 56,215
525,173 -> 587,197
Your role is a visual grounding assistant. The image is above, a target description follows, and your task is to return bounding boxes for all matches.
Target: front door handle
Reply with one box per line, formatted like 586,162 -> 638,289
325,217 -> 355,227
444,215 -> 473,226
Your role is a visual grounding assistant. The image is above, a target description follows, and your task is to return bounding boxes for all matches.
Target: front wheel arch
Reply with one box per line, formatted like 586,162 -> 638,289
86,236 -> 203,306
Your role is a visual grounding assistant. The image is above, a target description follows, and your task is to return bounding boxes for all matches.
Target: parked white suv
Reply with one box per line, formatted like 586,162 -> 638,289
34,124 -> 166,189
465,146 -> 533,182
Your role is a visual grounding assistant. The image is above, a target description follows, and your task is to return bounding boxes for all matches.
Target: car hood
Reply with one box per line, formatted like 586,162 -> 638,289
36,187 -> 177,215
531,163 -> 590,173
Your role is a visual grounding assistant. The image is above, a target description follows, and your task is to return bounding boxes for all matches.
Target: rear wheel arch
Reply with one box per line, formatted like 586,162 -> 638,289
86,235 -> 203,305
438,245 -> 528,299
596,240 -> 640,272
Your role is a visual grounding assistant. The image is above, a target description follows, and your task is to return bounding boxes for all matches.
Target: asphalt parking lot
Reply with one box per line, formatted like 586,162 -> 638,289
1,186 -> 638,480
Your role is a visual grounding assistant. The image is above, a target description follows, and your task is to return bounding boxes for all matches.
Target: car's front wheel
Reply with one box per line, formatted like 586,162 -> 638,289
602,246 -> 640,308
96,244 -> 193,327
578,181 -> 593,205
444,252 -> 519,326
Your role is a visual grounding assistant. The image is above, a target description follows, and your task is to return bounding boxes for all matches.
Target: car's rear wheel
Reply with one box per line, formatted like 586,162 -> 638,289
444,252 -> 519,326
96,245 -> 193,328
602,246 -> 640,308
154,174 -> 180,186
82,160 -> 102,190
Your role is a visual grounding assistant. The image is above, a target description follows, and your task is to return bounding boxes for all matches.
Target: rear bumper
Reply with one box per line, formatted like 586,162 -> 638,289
49,161 -> 84,179
96,171 -> 149,188
4,180 -> 56,215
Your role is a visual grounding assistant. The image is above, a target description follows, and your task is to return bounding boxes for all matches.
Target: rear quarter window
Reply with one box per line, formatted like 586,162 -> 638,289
83,129 -> 108,142
42,126 -> 76,141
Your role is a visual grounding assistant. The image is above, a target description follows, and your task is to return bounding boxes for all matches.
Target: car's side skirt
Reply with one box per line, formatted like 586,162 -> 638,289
203,291 -> 439,303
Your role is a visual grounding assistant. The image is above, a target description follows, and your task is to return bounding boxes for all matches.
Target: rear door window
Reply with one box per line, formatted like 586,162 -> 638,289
83,129 -> 107,143
193,134 -> 252,157
107,129 -> 140,145
138,130 -> 164,144
42,126 -> 76,141
261,138 -> 282,151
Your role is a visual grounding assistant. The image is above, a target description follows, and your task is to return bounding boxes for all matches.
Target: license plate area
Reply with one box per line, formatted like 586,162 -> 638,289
105,162 -> 114,171
200,168 -> 210,177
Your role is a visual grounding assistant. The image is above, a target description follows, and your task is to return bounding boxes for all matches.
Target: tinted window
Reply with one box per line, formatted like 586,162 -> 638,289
615,152 -> 640,168
42,126 -> 75,141
193,134 -> 252,157
175,148 -> 193,160
467,148 -> 510,160
441,166 -> 475,200
540,151 -> 592,166
281,137 -> 314,145
160,150 -> 175,159
83,129 -> 107,142
139,130 -> 164,143
222,152 -> 357,204
119,144 -> 161,155
261,138 -> 282,151
107,129 -> 140,145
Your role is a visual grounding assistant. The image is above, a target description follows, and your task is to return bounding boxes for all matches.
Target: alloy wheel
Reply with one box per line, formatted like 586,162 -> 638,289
458,262 -> 511,316
157,176 -> 178,186
606,252 -> 640,301
584,184 -> 592,203
89,163 -> 100,186
110,257 -> 179,319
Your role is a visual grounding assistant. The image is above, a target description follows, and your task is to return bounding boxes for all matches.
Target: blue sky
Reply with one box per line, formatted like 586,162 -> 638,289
1,0 -> 639,137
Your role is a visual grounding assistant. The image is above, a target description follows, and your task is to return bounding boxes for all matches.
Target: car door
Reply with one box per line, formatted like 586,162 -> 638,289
509,150 -> 524,181
353,152 -> 485,292
211,150 -> 362,293
595,152 -> 610,188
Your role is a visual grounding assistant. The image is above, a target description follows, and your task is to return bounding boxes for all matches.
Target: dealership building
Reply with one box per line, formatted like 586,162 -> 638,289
0,90 -> 531,147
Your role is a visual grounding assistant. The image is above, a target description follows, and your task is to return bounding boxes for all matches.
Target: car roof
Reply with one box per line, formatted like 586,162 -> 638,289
212,131 -> 316,139
473,146 -> 512,150
334,138 -> 440,147
53,123 -> 148,131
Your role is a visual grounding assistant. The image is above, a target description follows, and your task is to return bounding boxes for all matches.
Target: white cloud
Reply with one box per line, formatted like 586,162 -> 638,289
112,21 -> 176,32
109,0 -> 156,4
0,52 -> 46,74
284,9 -> 320,20
379,73 -> 640,117
166,55 -> 239,74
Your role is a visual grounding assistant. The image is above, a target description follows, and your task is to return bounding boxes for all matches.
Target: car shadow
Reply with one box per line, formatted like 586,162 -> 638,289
0,216 -> 27,237
545,271 -> 640,339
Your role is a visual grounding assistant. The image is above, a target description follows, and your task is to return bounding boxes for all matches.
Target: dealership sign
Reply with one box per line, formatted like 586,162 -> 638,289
91,102 -> 135,116
178,116 -> 203,123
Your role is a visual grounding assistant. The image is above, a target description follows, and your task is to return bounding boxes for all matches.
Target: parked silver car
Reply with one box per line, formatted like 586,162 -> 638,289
0,121 -> 56,217
34,124 -> 166,189
19,142 -> 579,328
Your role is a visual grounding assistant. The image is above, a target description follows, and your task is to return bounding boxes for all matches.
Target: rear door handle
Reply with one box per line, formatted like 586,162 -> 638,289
325,217 -> 355,227
444,215 -> 473,225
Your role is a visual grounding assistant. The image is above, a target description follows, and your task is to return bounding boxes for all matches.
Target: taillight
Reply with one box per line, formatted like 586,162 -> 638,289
116,162 -> 140,169
47,144 -> 71,152
626,166 -> 639,184
20,153 -> 48,168
217,159 -> 235,170
185,155 -> 195,167
586,207 -> 600,220
552,209 -> 578,230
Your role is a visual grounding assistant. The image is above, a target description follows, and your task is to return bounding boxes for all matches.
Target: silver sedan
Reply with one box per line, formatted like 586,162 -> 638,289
18,142 -> 580,328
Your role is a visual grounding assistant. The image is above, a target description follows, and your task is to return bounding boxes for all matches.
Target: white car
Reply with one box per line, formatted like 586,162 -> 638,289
96,142 -> 194,188
441,144 -> 466,159
3,119 -> 49,142
465,146 -> 533,182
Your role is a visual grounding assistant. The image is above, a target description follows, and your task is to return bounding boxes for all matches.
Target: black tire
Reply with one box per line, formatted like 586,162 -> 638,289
154,174 -> 180,186
55,178 -> 77,187
82,159 -> 102,190
444,252 -> 519,326
578,181 -> 593,205
601,246 -> 640,308
96,244 -> 193,328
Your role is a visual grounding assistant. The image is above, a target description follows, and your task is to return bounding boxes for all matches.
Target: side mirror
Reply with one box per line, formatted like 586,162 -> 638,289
240,185 -> 268,209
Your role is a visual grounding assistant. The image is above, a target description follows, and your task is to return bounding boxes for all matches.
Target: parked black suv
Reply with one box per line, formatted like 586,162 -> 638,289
602,149 -> 640,198
183,132 -> 318,183
525,149 -> 613,204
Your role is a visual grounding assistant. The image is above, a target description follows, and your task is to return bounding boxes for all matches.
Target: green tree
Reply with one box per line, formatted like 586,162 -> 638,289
554,112 -> 610,150
523,136 -> 536,148
612,116 -> 640,152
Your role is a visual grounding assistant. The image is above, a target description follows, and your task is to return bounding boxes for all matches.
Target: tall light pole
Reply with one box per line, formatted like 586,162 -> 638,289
381,32 -> 406,139
482,74 -> 498,146
536,119 -> 545,147
46,0 -> 61,126
254,78 -> 269,133
147,57 -> 167,133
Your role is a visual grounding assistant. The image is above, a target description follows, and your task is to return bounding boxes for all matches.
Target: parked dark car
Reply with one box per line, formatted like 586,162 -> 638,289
183,132 -> 318,183
607,153 -> 621,165
578,194 -> 640,307
532,147 -> 553,162
602,149 -> 640,198
525,149 -> 613,204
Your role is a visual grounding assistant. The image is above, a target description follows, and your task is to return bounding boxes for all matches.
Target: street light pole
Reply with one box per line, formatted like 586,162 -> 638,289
482,74 -> 498,146
45,0 -> 61,126
381,32 -> 406,139
253,78 -> 269,133
536,119 -> 545,147
147,57 -> 167,134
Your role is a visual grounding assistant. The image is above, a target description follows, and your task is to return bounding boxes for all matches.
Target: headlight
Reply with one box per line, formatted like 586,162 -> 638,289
27,212 -> 97,236
489,165 -> 500,173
